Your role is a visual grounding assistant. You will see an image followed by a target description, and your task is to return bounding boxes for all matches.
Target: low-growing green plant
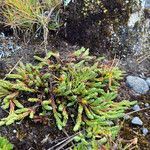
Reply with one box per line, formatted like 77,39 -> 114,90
0,136 -> 13,150
0,47 -> 136,149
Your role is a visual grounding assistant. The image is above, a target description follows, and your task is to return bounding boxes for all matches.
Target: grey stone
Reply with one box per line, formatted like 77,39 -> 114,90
142,128 -> 148,136
0,34 -> 21,58
145,103 -> 149,107
8,45 -> 14,50
146,78 -> 150,87
132,104 -> 141,111
126,76 -> 149,94
0,44 -> 3,49
131,117 -> 143,126
0,51 -> 5,58
108,121 -> 114,126
124,114 -> 131,120
0,32 -> 5,38
145,0 -> 150,9
15,46 -> 21,51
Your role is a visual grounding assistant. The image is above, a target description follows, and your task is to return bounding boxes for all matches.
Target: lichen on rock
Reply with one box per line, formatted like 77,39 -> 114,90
61,0 -> 133,54
82,0 -> 108,16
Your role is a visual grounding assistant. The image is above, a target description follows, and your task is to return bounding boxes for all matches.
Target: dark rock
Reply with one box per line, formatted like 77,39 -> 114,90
60,0 -> 132,55
0,61 -> 6,77
131,117 -> 143,126
126,76 -> 149,94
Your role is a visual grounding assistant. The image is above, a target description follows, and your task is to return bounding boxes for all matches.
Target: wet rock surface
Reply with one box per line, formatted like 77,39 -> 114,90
60,0 -> 132,55
126,75 -> 149,94
60,0 -> 150,59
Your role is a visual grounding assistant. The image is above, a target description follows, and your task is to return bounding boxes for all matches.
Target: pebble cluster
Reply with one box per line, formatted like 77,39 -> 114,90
126,75 -> 149,136
0,32 -> 21,59
131,104 -> 149,136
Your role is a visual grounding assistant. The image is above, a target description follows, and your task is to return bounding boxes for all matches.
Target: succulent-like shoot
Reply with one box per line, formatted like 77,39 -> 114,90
0,136 -> 13,150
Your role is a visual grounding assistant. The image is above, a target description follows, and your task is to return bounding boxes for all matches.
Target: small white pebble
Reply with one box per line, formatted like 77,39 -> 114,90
145,103 -> 149,107
13,129 -> 17,133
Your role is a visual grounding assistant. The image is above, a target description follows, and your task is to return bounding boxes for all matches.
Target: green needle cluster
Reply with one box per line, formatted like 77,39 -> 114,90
0,136 -> 13,150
